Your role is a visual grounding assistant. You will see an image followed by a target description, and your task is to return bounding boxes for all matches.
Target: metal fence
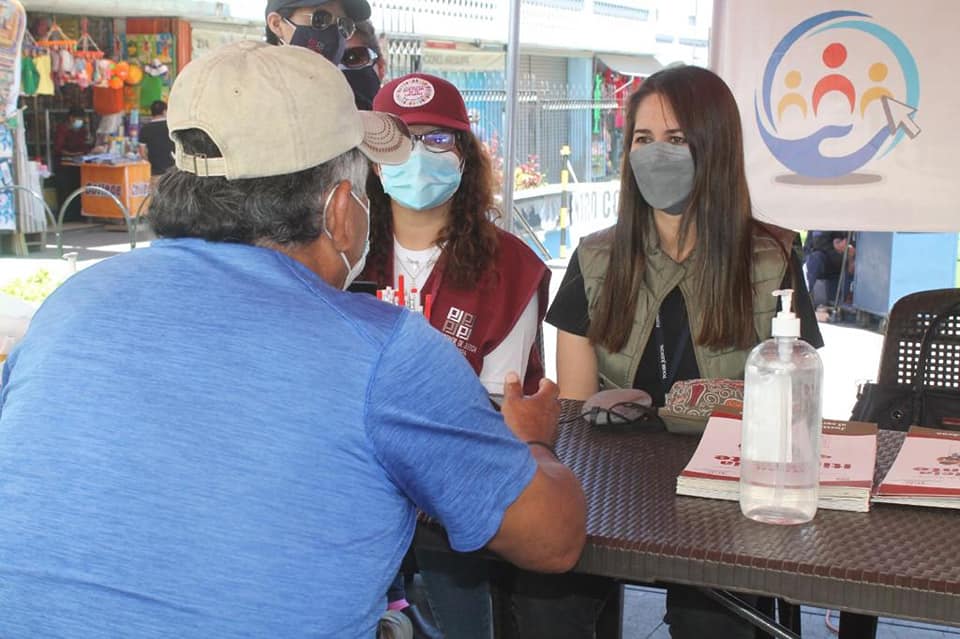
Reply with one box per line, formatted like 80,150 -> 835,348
446,75 -> 621,191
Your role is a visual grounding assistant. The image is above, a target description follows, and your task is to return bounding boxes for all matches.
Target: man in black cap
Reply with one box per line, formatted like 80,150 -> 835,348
265,0 -> 371,66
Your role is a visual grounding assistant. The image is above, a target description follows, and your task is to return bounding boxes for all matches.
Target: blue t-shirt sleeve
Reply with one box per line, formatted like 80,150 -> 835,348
365,313 -> 537,552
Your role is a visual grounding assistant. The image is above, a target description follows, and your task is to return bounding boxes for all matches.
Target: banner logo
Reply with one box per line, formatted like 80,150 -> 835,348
755,10 -> 920,181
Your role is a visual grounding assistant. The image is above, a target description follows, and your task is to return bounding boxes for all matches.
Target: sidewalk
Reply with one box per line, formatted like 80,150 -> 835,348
622,585 -> 960,638
1,221 -> 155,288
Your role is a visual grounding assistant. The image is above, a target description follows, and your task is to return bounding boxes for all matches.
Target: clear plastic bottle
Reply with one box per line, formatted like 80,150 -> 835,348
740,289 -> 823,525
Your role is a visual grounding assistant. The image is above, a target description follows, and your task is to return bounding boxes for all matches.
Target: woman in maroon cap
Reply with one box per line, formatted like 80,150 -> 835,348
364,73 -> 550,399
362,72 -> 551,639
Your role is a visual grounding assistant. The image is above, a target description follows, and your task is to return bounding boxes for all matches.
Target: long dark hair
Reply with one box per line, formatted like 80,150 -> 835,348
366,129 -> 499,289
588,65 -> 766,353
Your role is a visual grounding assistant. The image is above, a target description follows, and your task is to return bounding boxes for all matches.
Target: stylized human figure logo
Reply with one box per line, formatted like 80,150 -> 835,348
860,62 -> 893,116
756,10 -> 921,180
812,42 -> 857,116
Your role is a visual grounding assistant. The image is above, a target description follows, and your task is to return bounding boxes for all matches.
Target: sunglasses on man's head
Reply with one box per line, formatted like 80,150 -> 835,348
411,130 -> 458,153
339,46 -> 379,70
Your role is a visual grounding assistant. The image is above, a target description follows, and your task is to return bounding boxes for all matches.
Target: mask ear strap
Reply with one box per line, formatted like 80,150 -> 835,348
277,16 -> 303,45
321,186 -> 338,238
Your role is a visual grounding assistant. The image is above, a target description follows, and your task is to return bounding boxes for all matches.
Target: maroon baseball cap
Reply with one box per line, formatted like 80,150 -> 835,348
373,73 -> 471,133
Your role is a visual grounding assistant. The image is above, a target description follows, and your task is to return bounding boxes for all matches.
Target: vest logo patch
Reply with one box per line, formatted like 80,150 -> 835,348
442,307 -> 478,353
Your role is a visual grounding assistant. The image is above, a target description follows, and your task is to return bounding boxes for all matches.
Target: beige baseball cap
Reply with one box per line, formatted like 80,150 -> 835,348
168,40 -> 411,180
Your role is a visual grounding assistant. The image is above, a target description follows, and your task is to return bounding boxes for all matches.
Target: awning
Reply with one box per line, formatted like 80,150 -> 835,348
597,53 -> 663,77
25,0 -> 237,20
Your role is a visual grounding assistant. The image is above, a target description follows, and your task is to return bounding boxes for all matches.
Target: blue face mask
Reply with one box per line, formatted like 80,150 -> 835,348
380,145 -> 463,211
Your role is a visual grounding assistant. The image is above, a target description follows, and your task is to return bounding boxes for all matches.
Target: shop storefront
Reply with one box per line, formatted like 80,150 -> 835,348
0,1 -> 208,254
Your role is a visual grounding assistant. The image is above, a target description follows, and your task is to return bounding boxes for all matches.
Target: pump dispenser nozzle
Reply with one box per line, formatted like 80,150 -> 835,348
771,289 -> 800,338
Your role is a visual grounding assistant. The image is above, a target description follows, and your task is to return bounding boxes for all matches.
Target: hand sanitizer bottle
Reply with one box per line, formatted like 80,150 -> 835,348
740,289 -> 823,525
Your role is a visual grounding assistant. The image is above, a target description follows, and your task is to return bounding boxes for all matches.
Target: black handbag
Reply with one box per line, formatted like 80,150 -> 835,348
850,300 -> 960,431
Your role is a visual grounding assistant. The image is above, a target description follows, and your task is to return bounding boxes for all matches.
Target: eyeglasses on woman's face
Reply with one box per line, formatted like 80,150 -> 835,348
411,129 -> 458,153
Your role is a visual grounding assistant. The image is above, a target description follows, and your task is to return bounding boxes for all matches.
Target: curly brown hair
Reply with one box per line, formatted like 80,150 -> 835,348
366,129 -> 500,289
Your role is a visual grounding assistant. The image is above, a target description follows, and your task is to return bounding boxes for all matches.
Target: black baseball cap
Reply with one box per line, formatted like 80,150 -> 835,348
264,0 -> 371,22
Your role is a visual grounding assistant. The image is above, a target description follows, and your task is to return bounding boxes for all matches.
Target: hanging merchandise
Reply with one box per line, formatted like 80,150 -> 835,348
125,63 -> 142,85
19,29 -> 39,96
35,19 -> 75,49
0,0 -> 25,120
0,1 -> 23,232
131,35 -> 175,113
93,81 -> 123,114
36,21 -> 77,87
74,19 -> 104,62
128,33 -> 174,71
58,47 -> 76,85
143,58 -> 168,77
123,83 -> 138,112
73,18 -> 103,90
93,59 -> 134,115
122,63 -> 142,113
0,125 -> 12,231
140,58 -> 168,111
19,54 -> 36,95
112,60 -> 129,90
33,51 -> 53,95
94,58 -> 113,87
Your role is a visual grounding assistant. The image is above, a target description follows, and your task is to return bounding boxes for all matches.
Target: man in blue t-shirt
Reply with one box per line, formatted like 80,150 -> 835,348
0,42 -> 586,639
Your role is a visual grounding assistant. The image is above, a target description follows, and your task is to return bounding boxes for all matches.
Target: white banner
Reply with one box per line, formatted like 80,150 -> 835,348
712,0 -> 960,231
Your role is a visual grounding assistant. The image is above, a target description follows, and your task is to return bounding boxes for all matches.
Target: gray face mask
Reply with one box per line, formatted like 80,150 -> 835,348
629,142 -> 695,215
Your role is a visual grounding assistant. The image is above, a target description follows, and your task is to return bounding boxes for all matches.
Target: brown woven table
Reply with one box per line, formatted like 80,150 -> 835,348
555,399 -> 960,627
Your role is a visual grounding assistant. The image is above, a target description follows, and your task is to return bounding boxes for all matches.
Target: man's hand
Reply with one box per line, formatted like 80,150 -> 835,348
500,372 -> 560,445
488,371 -> 586,572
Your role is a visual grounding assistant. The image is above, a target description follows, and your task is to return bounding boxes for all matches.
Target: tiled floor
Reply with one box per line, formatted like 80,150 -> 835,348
620,585 -> 960,638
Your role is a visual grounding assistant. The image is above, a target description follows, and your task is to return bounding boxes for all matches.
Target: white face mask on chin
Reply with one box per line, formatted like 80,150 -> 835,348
322,187 -> 370,291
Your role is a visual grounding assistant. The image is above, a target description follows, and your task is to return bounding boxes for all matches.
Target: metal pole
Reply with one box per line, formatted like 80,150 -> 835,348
512,204 -> 551,261
57,185 -> 134,258
559,144 -> 571,258
501,0 -> 522,233
830,230 -> 855,322
700,589 -> 801,639
708,0 -> 726,72
0,185 -> 57,257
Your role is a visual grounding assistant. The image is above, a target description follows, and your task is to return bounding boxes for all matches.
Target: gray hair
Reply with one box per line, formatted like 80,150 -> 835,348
149,129 -> 368,246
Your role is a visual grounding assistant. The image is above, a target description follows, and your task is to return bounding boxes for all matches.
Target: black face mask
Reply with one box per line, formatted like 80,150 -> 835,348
286,22 -> 346,66
343,66 -> 381,110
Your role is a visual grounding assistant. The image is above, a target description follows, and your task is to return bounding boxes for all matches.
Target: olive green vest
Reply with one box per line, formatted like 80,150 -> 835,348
578,224 -> 792,390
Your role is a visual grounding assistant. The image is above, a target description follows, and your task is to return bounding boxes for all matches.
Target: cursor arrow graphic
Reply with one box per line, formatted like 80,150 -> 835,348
881,95 -> 921,139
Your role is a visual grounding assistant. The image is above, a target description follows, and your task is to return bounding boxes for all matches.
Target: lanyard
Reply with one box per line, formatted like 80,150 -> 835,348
652,308 -> 691,395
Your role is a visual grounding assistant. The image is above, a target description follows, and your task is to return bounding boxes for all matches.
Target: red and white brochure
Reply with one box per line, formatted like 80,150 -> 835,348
874,427 -> 960,508
677,413 -> 878,512
677,412 -> 742,484
819,419 -> 878,489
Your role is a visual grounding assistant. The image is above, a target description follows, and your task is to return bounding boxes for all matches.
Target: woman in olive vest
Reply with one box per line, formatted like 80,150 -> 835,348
522,66 -> 823,638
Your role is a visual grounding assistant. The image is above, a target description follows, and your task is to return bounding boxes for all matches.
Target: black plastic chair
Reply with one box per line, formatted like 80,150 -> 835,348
842,288 -> 960,637
875,288 -> 960,392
